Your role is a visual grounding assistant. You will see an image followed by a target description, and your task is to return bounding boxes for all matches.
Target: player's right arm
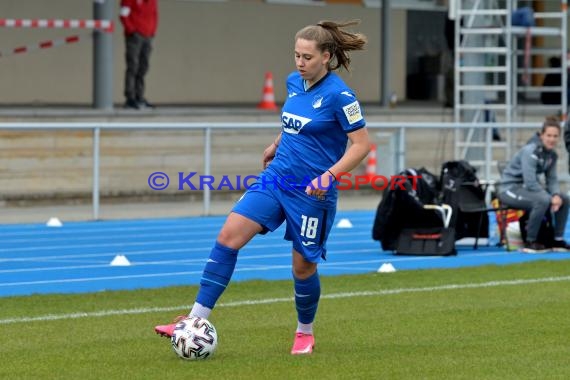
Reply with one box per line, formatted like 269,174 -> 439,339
262,133 -> 281,169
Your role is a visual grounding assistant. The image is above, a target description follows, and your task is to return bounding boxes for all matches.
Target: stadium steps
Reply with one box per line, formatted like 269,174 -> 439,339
0,106 -> 545,202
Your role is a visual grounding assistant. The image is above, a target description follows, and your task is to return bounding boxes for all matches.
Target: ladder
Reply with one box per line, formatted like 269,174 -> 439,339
453,0 -> 568,180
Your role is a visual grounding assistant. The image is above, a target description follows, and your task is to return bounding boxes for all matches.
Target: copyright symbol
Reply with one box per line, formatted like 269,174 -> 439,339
148,172 -> 169,190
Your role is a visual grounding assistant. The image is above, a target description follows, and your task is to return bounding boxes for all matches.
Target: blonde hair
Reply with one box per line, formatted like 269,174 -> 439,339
295,20 -> 367,72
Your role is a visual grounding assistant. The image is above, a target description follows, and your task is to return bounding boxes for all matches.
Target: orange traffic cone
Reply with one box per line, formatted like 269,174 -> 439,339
366,144 -> 378,182
258,72 -> 278,111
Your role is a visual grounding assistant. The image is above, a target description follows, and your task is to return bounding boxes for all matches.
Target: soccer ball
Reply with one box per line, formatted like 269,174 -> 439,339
171,317 -> 218,360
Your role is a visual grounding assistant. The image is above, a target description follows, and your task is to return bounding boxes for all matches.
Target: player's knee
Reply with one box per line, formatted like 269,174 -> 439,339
293,262 -> 317,279
216,226 -> 247,250
536,194 -> 551,209
216,228 -> 234,247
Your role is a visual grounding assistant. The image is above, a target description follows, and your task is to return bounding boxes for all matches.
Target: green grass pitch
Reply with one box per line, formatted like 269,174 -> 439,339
1,260 -> 570,380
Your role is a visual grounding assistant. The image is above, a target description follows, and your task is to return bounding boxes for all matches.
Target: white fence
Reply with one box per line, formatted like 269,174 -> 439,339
0,121 -> 561,218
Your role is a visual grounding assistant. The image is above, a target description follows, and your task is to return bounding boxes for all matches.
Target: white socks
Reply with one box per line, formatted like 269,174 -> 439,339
296,322 -> 313,335
189,302 -> 212,319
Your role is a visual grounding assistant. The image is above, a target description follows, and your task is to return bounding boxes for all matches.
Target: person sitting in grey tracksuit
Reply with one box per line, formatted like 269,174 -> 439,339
499,116 -> 570,253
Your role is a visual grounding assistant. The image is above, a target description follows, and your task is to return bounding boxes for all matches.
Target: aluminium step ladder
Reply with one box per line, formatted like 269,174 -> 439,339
453,0 -> 567,180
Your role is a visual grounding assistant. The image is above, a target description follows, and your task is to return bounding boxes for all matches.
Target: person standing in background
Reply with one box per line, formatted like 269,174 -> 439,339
120,0 -> 158,110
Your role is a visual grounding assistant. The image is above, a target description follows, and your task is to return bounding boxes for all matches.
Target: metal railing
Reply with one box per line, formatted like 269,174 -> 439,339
0,121 -> 554,218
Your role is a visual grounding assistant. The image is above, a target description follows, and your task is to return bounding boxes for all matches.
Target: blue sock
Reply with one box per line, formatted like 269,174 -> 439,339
195,241 -> 238,309
294,271 -> 320,324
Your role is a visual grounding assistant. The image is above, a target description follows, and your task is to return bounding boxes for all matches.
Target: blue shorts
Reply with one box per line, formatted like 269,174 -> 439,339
232,175 -> 336,263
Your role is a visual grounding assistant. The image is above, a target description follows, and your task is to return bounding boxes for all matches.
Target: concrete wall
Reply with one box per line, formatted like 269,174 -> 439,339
0,0 -> 407,105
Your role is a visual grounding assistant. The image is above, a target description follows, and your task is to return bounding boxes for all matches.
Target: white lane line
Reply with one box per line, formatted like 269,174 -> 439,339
0,215 -> 373,238
0,237 -> 374,261
0,247 -> 529,276
1,225 -> 372,244
0,249 -> 548,287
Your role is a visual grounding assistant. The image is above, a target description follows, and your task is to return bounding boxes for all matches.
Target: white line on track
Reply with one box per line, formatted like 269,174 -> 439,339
0,220 -> 226,237
0,216 -> 374,238
1,275 -> 569,325
0,247 -> 517,277
0,237 -> 374,261
0,243 -> 496,276
0,249 -> 541,288
2,226 -> 372,244
0,231 -> 371,253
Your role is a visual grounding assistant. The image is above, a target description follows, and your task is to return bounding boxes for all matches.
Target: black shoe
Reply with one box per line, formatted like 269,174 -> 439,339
138,99 -> 155,109
124,98 -> 140,110
521,241 -> 548,254
551,240 -> 570,252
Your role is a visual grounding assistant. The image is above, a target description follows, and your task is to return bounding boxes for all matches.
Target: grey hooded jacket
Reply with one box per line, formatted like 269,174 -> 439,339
501,132 -> 560,195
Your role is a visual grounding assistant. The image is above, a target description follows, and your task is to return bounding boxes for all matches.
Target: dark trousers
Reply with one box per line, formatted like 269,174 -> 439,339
499,187 -> 569,241
124,33 -> 152,102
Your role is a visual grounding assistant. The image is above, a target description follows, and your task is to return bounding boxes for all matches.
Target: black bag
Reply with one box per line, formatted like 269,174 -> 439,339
396,227 -> 457,256
372,168 -> 442,251
439,160 -> 489,240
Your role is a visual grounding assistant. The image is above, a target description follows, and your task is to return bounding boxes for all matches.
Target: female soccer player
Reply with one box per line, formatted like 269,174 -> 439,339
155,20 -> 370,355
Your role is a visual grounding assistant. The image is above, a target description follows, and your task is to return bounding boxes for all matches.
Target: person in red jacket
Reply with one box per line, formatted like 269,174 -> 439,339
120,0 -> 158,109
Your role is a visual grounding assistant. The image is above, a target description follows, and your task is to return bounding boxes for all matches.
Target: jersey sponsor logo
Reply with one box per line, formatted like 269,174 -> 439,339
288,92 -> 298,98
302,241 -> 316,246
342,100 -> 363,125
312,95 -> 323,109
282,112 -> 312,134
341,91 -> 354,98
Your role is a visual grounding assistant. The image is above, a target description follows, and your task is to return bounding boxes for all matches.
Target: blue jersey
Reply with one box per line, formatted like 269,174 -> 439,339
266,71 -> 366,205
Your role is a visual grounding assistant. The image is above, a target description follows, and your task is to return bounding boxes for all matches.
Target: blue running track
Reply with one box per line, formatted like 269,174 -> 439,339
1,210 -> 569,298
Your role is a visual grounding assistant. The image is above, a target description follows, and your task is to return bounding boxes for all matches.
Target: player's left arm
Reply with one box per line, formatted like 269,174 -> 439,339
328,91 -> 371,176
306,127 -> 370,196
328,127 -> 371,179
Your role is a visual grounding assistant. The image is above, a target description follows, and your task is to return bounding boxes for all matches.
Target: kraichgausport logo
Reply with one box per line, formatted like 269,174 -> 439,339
147,172 -> 422,192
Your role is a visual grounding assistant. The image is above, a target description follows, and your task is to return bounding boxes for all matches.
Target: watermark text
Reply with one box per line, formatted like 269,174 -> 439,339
147,172 -> 421,191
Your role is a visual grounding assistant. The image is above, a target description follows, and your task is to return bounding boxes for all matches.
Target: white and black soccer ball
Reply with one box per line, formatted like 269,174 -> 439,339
171,317 -> 218,360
